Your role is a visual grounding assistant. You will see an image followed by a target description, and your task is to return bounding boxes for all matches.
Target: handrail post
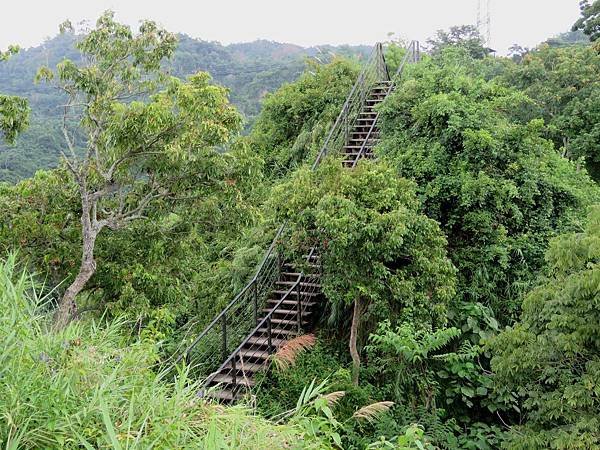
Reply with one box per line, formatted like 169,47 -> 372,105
221,314 -> 227,361
253,281 -> 258,326
267,317 -> 273,354
231,354 -> 237,386
377,42 -> 385,81
344,103 -> 349,147
296,281 -> 302,333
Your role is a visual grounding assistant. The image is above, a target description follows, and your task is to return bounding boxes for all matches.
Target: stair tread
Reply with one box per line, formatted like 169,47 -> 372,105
275,280 -> 321,287
223,361 -> 266,372
268,317 -> 307,325
206,389 -> 239,401
267,299 -> 316,307
257,327 -> 297,335
262,308 -> 314,315
247,336 -> 286,346
238,349 -> 270,359
272,290 -> 320,296
210,373 -> 255,387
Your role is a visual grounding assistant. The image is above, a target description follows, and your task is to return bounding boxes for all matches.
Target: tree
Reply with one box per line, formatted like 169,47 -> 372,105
508,44 -> 529,63
37,12 -> 242,327
426,25 -> 489,59
250,58 -> 358,177
498,44 -> 600,172
572,0 -> 600,43
378,47 -> 600,322
272,161 -> 456,385
491,206 -> 600,449
0,45 -> 29,143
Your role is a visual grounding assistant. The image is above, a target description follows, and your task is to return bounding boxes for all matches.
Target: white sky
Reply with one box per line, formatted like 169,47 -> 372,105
0,0 -> 582,54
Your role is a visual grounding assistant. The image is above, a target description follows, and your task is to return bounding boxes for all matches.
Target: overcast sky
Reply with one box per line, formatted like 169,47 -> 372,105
0,0 -> 582,54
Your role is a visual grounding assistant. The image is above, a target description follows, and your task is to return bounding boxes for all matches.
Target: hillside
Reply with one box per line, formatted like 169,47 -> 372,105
0,33 -> 369,182
2,3 -> 600,447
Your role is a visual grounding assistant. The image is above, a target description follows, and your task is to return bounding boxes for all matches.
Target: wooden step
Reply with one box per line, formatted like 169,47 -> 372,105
272,290 -> 320,297
275,280 -> 321,288
257,327 -> 298,336
222,361 -> 266,373
210,373 -> 255,387
205,389 -> 239,402
282,262 -> 319,269
350,133 -> 379,138
247,336 -> 286,347
281,271 -> 321,277
262,308 -> 314,316
347,142 -> 377,147
237,349 -> 270,360
268,318 -> 307,326
266,299 -> 316,308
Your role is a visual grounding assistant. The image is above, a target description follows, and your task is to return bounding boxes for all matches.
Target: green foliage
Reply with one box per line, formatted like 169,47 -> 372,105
0,32 -> 369,182
0,45 -> 29,144
272,160 -> 456,329
572,0 -> 600,42
367,425 -> 437,450
378,47 -> 600,321
250,59 -> 358,176
35,11 -> 248,324
365,319 -> 507,449
497,43 -> 600,168
491,206 -> 600,449
0,254 -> 316,449
0,142 -> 267,345
0,169 -> 79,284
427,25 -> 489,59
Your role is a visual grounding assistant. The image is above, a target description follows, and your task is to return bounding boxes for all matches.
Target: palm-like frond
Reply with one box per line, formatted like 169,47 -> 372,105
352,401 -> 394,423
272,333 -> 316,371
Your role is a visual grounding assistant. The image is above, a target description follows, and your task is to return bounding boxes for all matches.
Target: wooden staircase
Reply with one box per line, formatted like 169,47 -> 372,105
178,41 -> 421,404
203,253 -> 322,402
342,80 -> 392,168
203,81 -> 391,401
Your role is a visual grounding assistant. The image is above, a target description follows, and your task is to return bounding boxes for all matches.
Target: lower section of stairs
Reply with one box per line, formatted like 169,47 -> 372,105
202,253 -> 322,402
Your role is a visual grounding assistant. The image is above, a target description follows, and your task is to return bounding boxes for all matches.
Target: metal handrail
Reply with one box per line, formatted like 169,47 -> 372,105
312,43 -> 387,169
353,41 -> 419,167
175,224 -> 286,366
204,248 -> 317,385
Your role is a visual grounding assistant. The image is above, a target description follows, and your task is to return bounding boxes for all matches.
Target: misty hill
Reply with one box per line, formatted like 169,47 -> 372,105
0,33 -> 370,182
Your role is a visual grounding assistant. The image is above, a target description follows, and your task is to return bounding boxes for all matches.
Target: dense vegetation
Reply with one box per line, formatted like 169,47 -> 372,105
2,3 -> 600,448
0,31 -> 368,182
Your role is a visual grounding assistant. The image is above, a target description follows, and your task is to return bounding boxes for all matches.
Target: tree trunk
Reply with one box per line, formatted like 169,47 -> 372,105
54,201 -> 98,329
350,296 -> 363,386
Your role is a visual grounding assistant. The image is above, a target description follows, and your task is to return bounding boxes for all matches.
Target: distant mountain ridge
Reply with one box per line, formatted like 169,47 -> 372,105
0,33 -> 370,182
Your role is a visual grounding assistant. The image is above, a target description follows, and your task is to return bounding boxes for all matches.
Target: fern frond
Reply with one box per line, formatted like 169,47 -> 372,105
352,401 -> 394,423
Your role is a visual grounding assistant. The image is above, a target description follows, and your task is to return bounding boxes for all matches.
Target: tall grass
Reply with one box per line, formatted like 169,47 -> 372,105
0,254 -> 308,449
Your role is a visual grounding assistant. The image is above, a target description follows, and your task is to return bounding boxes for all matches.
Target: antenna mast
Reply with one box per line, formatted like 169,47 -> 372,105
477,0 -> 491,47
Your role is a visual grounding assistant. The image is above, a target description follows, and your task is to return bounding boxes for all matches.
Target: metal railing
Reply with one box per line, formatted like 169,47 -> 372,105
312,42 -> 389,169
175,225 -> 285,373
176,40 -> 420,381
203,248 -> 321,393
352,40 -> 421,167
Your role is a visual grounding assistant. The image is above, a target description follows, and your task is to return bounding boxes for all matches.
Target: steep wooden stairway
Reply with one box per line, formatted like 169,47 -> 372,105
204,252 -> 322,402
342,80 -> 392,168
177,41 -> 420,403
